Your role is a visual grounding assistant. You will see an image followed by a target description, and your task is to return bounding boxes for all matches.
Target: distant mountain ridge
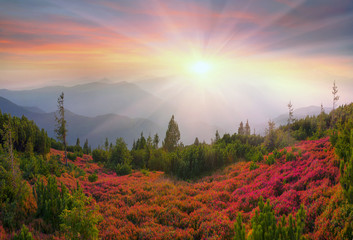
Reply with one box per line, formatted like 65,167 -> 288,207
0,96 -> 163,148
0,81 -> 162,118
273,105 -> 331,126
0,82 -> 332,146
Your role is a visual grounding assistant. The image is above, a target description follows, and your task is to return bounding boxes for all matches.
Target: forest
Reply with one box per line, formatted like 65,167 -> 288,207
0,99 -> 353,239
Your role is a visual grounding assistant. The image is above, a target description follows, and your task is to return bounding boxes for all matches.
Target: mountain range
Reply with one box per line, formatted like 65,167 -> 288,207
0,96 -> 162,148
0,81 -> 331,148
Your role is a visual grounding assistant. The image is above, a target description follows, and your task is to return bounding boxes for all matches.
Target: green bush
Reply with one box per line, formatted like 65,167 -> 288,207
266,154 -> 276,165
249,161 -> 259,171
92,149 -> 109,163
115,163 -> 132,176
141,169 -> 149,176
12,225 -> 34,240
67,152 -> 76,161
286,152 -> 296,162
88,173 -> 98,182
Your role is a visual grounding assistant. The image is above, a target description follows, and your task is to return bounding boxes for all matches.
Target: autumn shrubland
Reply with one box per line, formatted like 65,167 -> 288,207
1,103 -> 353,239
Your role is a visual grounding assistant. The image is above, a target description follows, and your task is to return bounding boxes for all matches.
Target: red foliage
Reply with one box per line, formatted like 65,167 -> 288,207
45,137 -> 341,239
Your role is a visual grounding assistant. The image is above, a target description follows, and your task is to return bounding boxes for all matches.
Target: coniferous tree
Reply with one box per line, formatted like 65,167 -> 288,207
2,117 -> 15,177
104,137 -> 109,152
264,120 -> 276,152
234,213 -> 246,240
163,115 -> 180,152
215,130 -> 220,142
83,139 -> 90,154
288,101 -> 294,125
238,122 -> 244,135
54,92 -> 68,165
75,137 -> 82,152
153,133 -> 159,149
194,137 -> 200,146
332,80 -> 339,111
245,120 -> 251,136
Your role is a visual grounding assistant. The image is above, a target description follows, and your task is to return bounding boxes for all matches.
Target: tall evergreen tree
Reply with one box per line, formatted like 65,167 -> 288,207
264,120 -> 276,151
245,120 -> 251,136
215,130 -> 220,142
238,122 -> 244,135
54,92 -> 68,165
194,137 -> 200,146
104,137 -> 109,152
288,101 -> 294,125
1,117 -> 15,178
163,115 -> 180,152
153,133 -> 159,149
83,139 -> 90,154
332,80 -> 339,110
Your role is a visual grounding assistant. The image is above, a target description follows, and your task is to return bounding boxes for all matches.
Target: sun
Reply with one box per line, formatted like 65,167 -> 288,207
190,61 -> 212,75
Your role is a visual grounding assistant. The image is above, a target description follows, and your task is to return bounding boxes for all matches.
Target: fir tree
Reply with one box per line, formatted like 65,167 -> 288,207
245,120 -> 251,136
163,115 -> 180,152
332,80 -> 339,110
238,122 -> 244,135
54,92 -> 68,165
288,100 -> 294,125
153,133 -> 159,149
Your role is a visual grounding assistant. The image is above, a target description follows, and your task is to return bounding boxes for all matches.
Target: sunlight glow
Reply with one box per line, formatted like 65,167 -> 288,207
190,61 -> 212,75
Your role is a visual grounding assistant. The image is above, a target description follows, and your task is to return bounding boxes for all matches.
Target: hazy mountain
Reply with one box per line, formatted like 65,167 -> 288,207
273,105 -> 331,127
0,81 -> 162,118
0,96 -> 163,148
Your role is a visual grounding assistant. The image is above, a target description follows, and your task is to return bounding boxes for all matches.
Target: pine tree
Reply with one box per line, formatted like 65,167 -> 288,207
264,120 -> 276,152
215,130 -> 220,142
54,92 -> 68,165
238,122 -> 244,135
2,117 -> 15,177
332,80 -> 339,111
153,133 -> 159,149
163,115 -> 180,152
234,213 -> 246,240
288,101 -> 294,125
194,137 -> 200,146
245,120 -> 251,136
104,137 -> 109,152
83,139 -> 90,154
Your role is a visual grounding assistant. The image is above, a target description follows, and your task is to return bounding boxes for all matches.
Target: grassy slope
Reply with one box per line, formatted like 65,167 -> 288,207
51,137 -> 342,239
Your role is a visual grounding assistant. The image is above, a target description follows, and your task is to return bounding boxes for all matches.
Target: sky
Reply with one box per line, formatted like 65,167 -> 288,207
1,0 -> 353,127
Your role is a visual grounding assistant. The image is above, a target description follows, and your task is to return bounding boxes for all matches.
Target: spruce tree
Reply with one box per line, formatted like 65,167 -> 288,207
215,130 -> 220,142
54,92 -> 68,165
245,120 -> 251,136
288,101 -> 294,125
83,139 -> 89,154
238,122 -> 244,135
163,115 -> 180,152
332,80 -> 339,111
153,133 -> 159,148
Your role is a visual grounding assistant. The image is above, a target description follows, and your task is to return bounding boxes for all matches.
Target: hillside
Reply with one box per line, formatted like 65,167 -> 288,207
47,137 -> 341,239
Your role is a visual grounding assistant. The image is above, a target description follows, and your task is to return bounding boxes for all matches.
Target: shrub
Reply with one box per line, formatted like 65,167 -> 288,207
115,163 -> 132,176
67,152 -> 76,161
88,173 -> 98,182
141,169 -> 150,176
13,225 -> 34,240
92,149 -> 109,163
266,154 -> 276,165
249,161 -> 259,171
286,152 -> 296,162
